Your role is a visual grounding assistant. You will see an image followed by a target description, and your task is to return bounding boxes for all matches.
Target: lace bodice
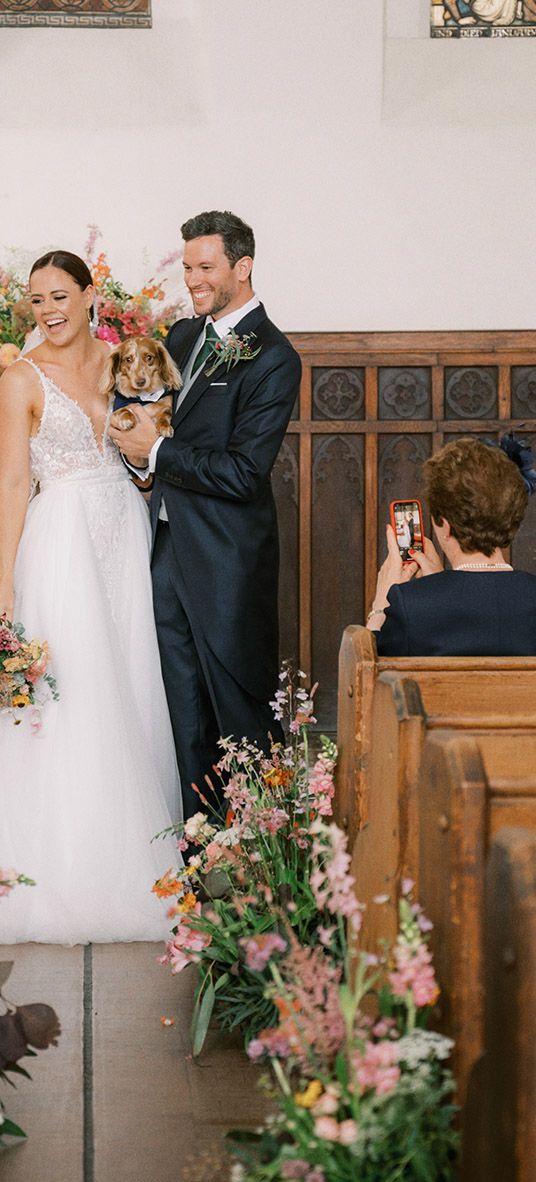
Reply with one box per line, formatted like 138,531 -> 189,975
20,357 -> 123,486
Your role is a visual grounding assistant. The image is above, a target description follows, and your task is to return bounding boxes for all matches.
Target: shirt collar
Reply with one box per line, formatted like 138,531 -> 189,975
207,293 -> 261,339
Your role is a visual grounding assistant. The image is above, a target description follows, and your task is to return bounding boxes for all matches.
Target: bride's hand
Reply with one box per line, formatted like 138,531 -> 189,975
0,582 -> 14,622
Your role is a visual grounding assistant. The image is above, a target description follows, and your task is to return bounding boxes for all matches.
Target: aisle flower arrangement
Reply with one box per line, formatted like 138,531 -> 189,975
155,668 -> 345,1054
228,868 -> 459,1181
0,225 -> 190,371
0,616 -> 58,727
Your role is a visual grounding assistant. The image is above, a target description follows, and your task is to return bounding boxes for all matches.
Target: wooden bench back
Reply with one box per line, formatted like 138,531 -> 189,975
336,624 -> 536,845
418,731 -> 536,1105
463,827 -> 536,1182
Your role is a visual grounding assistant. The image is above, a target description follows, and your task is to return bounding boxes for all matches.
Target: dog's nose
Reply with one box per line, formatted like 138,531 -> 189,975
135,379 -> 146,389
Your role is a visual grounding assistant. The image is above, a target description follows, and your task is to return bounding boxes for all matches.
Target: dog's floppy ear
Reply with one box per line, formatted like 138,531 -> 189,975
154,341 -> 182,392
99,346 -> 123,397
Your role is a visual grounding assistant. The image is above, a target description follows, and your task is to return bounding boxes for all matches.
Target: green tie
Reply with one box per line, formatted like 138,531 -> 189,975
191,322 -> 220,377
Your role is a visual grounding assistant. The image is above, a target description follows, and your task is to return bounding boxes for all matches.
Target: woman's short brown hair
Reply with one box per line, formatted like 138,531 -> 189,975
422,437 -> 528,556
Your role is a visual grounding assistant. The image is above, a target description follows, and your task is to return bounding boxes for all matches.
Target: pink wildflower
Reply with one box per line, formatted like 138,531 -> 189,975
240,932 -> 287,972
338,1119 -> 359,1145
0,868 -> 18,897
0,626 -> 20,652
389,940 -> 439,1008
311,824 -> 363,932
314,1116 -> 340,1141
159,904 -> 211,974
353,1039 -> 400,1097
308,752 -> 335,817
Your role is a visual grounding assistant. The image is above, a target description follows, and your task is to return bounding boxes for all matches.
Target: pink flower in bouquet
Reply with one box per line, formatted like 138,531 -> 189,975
240,931 -> 287,972
389,940 -> 439,1008
353,1039 -> 400,1097
26,647 -> 49,685
338,1119 -> 359,1146
0,624 -> 21,653
96,323 -> 121,345
160,903 -> 211,974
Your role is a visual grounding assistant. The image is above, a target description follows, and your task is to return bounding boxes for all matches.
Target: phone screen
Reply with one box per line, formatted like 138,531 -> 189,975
390,500 -> 424,562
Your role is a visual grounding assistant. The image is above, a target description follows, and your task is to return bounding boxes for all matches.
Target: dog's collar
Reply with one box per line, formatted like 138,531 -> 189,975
115,385 -> 168,404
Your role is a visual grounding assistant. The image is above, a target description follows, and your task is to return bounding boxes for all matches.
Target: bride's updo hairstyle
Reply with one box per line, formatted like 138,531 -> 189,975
29,250 -> 93,293
422,436 -> 527,556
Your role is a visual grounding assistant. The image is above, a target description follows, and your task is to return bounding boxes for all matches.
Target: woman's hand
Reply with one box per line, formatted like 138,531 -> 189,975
409,535 -> 443,578
367,525 -> 418,625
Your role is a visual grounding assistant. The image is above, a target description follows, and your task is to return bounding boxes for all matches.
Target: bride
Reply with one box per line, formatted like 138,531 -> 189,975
0,250 -> 182,945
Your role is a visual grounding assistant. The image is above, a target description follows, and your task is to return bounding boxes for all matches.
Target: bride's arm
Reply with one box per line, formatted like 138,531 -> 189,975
0,365 -> 36,620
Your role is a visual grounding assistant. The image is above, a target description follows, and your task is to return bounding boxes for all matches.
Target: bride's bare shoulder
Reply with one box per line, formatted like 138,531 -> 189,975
0,357 -> 41,407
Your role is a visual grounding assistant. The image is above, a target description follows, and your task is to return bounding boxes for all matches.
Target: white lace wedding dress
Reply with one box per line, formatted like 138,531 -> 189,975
0,357 -> 182,945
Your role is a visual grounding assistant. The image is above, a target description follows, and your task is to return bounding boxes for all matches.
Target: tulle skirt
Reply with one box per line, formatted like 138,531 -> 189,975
0,468 -> 182,944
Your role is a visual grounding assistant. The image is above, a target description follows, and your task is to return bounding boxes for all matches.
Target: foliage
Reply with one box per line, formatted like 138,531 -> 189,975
0,887 -> 61,1147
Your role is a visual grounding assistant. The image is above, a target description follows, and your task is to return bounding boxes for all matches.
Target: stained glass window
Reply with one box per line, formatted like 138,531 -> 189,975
431,0 -> 536,36
0,1 -> 151,27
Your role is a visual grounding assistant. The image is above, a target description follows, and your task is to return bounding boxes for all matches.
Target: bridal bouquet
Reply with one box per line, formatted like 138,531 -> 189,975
0,616 -> 58,726
228,868 -> 459,1182
155,667 -> 344,1054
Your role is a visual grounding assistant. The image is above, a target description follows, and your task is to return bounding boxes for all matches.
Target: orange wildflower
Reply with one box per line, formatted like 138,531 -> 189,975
152,869 -> 184,898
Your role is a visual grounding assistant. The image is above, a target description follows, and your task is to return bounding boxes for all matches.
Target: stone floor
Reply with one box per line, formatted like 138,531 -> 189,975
0,942 -> 268,1182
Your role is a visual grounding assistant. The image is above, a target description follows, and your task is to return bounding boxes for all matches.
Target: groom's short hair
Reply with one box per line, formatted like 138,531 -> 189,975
181,210 -> 255,268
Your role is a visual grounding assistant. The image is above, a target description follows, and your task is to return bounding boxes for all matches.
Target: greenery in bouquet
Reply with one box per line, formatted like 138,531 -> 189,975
154,667 -> 347,1054
228,851 -> 459,1182
84,223 -> 190,345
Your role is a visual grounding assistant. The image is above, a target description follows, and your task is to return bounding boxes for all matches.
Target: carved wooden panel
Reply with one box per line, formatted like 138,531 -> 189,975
312,367 -> 364,421
273,436 -> 299,669
283,331 -> 536,732
445,367 -> 498,420
312,435 -> 364,729
377,435 -> 432,562
378,367 -> 431,421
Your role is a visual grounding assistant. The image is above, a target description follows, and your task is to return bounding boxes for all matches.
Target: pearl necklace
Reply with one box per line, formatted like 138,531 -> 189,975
453,562 -> 513,571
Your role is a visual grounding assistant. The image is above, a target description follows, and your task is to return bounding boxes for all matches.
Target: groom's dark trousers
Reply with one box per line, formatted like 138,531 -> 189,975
150,304 -> 301,821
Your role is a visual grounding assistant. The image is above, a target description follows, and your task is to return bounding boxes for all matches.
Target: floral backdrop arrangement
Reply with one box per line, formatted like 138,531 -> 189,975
0,224 -> 190,371
0,872 -> 61,1146
155,671 -> 459,1179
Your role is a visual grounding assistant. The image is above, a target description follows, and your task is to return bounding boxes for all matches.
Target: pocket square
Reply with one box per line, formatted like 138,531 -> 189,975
210,382 -> 228,388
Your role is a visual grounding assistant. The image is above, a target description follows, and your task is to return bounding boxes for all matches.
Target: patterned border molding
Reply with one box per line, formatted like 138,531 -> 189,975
0,1 -> 151,26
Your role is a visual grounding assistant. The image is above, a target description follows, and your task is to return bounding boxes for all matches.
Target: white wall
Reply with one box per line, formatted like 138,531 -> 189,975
0,0 -> 535,331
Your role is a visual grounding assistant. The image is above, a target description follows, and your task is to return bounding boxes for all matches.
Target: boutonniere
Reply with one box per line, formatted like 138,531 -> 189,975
205,331 -> 261,377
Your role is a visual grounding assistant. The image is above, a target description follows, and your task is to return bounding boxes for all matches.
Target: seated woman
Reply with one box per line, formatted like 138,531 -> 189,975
367,435 -> 536,657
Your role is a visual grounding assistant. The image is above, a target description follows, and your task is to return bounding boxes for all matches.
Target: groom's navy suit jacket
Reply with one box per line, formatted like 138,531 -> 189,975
151,303 -> 301,702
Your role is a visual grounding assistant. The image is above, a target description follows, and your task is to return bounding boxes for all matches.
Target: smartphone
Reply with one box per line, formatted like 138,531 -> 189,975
389,499 -> 424,563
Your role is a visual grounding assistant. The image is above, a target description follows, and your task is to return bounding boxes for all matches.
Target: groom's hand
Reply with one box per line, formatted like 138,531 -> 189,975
108,405 -> 160,463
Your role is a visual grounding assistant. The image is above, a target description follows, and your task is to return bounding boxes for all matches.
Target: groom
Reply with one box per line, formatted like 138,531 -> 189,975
110,210 -> 301,820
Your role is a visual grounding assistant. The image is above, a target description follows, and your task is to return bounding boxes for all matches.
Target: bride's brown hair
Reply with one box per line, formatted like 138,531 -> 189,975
30,250 -> 93,292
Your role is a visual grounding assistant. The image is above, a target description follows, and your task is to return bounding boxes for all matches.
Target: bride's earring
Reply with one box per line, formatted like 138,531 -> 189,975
88,301 -> 99,333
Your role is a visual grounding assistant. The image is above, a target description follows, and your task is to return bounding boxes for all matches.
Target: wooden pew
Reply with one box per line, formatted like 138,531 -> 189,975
336,624 -> 536,848
417,731 -> 536,1105
462,827 -> 536,1182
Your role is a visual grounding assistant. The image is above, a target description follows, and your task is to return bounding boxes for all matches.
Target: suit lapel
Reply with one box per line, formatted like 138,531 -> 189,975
172,303 -> 268,429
